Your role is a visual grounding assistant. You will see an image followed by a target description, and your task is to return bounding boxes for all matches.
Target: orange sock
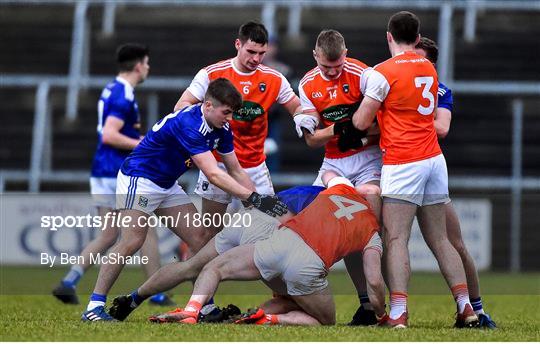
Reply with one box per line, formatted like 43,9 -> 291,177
389,291 -> 408,320
451,283 -> 470,313
184,300 -> 202,316
255,314 -> 279,325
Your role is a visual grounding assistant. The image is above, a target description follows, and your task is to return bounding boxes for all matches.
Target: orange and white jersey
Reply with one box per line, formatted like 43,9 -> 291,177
299,58 -> 373,159
186,59 -> 296,168
361,51 -> 441,165
283,182 -> 380,269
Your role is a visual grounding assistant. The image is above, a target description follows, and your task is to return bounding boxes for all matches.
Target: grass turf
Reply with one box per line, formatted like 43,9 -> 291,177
0,266 -> 539,341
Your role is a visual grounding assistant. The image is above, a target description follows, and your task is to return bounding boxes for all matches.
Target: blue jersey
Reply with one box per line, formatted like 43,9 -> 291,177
121,104 -> 234,189
277,185 -> 326,214
438,82 -> 453,112
91,77 -> 141,178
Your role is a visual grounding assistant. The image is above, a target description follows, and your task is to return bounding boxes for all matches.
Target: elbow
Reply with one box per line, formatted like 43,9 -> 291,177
304,137 -> 319,148
101,131 -> 114,145
436,127 -> 449,139
353,117 -> 370,131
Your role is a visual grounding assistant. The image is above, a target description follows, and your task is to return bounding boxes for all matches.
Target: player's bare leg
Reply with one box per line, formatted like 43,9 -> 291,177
200,197 -> 229,234
92,209 -> 150,297
78,207 -> 120,269
238,289 -> 335,326
151,244 -> 261,323
109,238 -> 221,321
417,204 -> 467,289
417,203 -> 478,327
139,227 -> 161,279
362,248 -> 386,318
382,200 -> 416,324
53,207 -> 120,304
289,288 -> 336,325
445,202 -> 480,298
155,203 -> 214,253
260,294 -> 300,314
445,202 -> 494,327
138,238 -> 219,297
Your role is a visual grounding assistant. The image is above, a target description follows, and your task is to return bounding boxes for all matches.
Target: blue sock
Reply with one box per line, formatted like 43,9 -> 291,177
470,297 -> 484,314
90,293 -> 107,303
130,290 -> 148,306
205,297 -> 215,306
359,293 -> 370,306
62,266 -> 83,288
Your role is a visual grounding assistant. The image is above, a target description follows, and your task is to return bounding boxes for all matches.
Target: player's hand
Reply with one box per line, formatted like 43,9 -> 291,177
335,119 -> 368,152
293,114 -> 319,138
245,192 -> 288,217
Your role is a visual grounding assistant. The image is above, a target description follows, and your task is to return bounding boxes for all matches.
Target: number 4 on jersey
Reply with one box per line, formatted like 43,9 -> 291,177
329,195 -> 367,220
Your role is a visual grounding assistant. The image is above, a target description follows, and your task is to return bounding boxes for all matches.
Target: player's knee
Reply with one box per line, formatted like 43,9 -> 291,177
118,234 -> 146,255
188,232 -> 212,253
319,312 -> 336,325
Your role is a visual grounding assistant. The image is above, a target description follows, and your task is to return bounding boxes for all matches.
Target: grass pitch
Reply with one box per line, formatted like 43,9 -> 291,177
0,266 -> 538,341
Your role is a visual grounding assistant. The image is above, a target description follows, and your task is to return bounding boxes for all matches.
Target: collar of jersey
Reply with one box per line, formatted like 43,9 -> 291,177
199,104 -> 214,133
115,76 -> 135,100
231,58 -> 257,76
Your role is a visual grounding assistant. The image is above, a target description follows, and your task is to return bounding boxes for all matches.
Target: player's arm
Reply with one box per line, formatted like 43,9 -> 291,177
191,152 -> 287,216
352,96 -> 381,131
191,151 -> 253,200
303,116 -> 337,148
219,151 -> 256,192
282,95 -> 303,118
434,107 -> 452,138
101,116 -> 141,150
363,243 -> 386,319
174,90 -> 199,112
173,69 -> 208,111
353,68 -> 387,130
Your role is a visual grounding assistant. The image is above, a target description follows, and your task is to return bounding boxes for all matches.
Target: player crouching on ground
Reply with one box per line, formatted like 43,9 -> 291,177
145,171 -> 387,326
108,183 -> 324,323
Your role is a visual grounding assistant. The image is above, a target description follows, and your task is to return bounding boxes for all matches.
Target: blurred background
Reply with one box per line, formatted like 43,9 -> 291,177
1,0 -> 539,274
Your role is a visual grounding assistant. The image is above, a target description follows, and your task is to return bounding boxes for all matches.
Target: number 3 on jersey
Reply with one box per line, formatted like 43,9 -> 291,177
414,76 -> 435,115
330,195 -> 367,220
152,112 -> 179,132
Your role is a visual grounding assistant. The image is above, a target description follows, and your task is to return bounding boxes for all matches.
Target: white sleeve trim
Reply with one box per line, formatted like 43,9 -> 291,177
186,69 -> 209,102
277,74 -> 296,104
327,176 -> 354,189
361,68 -> 390,103
363,232 -> 383,255
299,83 -> 317,112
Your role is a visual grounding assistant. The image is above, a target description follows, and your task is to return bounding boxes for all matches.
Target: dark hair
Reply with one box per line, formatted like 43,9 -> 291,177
116,43 -> 149,72
387,11 -> 420,44
204,78 -> 243,112
415,37 -> 438,64
238,21 -> 268,45
316,29 -> 346,61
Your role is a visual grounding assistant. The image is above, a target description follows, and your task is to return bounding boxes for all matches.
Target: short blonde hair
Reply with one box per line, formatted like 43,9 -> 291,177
315,29 -> 346,61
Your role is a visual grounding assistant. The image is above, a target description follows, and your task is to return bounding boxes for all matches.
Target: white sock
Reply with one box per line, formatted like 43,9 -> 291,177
87,301 -> 105,311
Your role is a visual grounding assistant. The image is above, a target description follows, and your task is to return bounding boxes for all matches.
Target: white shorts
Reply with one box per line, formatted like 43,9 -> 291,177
194,161 -> 274,205
89,177 -> 116,209
214,208 -> 280,254
254,228 -> 328,296
116,170 -> 192,214
313,146 -> 382,187
381,154 -> 450,206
